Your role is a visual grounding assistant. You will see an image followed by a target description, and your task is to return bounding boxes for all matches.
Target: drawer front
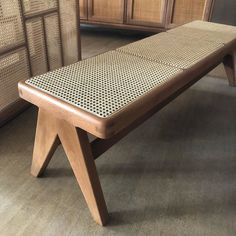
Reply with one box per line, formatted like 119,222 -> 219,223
80,0 -> 88,20
167,0 -> 214,28
127,0 -> 168,27
88,0 -> 125,23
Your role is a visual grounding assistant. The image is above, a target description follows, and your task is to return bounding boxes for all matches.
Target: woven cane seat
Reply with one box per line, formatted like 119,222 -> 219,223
117,32 -> 223,69
25,21 -> 236,119
168,21 -> 236,45
26,51 -> 182,118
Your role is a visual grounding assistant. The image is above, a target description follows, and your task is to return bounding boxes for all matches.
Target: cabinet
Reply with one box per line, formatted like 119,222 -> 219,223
166,0 -> 213,28
80,0 -> 88,20
88,0 -> 125,23
80,0 -> 215,32
0,0 -> 81,126
127,0 -> 168,27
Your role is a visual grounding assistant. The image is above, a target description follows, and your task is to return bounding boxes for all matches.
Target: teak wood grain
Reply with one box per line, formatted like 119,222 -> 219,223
31,109 -> 60,177
57,119 -> 108,226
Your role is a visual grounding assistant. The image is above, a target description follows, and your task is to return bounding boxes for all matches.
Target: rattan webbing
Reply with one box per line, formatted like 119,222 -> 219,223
0,1 -> 24,52
168,21 -> 236,44
0,0 -> 80,119
0,0 -> 27,110
26,51 -> 182,118
26,18 -> 48,76
117,32 -> 223,69
22,0 -> 57,15
25,21 -> 236,118
44,13 -> 63,70
171,0 -> 206,25
0,48 -> 30,110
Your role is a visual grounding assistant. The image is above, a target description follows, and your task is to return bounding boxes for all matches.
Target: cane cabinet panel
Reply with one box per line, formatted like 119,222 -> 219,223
0,0 -> 81,126
88,0 -> 125,23
127,0 -> 168,27
80,0 -> 88,20
167,0 -> 214,28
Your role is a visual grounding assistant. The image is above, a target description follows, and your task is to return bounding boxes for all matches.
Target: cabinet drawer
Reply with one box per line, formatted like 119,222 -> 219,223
80,0 -> 88,20
88,0 -> 125,23
127,0 -> 168,27
167,0 -> 213,28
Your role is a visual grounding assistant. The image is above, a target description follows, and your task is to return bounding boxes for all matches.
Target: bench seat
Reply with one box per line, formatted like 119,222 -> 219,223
19,21 -> 235,139
168,21 -> 236,45
117,32 -> 223,69
24,51 -> 182,118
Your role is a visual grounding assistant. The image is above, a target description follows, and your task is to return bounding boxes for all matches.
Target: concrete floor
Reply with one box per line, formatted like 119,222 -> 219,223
0,27 -> 236,236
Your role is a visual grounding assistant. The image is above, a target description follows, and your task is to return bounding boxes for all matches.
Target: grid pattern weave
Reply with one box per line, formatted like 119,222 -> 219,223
171,0 -> 206,25
26,51 -> 182,118
26,18 -> 48,76
117,32 -> 223,69
25,21 -> 235,119
44,13 -> 63,70
168,21 -> 236,44
0,48 -> 30,110
184,20 -> 236,34
0,0 -> 24,51
59,0 -> 79,65
23,0 -> 57,15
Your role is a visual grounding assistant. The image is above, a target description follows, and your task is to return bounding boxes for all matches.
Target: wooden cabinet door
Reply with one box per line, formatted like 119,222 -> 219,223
166,0 -> 214,28
88,0 -> 125,23
127,0 -> 168,27
80,0 -> 88,20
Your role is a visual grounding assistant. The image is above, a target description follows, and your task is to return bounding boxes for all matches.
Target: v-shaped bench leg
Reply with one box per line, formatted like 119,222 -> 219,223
31,109 -> 60,177
223,51 -> 236,87
31,109 -> 109,226
57,121 -> 109,226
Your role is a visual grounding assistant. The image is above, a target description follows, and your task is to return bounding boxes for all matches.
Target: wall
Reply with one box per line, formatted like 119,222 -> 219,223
211,0 -> 236,26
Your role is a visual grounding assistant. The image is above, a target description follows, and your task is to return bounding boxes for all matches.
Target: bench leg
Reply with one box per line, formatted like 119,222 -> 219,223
57,122 -> 109,226
31,109 -> 109,226
223,51 -> 236,87
31,109 -> 60,177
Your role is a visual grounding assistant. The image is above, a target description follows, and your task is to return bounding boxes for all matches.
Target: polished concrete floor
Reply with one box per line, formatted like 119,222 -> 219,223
0,27 -> 236,236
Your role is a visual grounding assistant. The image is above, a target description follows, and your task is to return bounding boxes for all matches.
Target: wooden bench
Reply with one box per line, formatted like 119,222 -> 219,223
18,21 -> 236,226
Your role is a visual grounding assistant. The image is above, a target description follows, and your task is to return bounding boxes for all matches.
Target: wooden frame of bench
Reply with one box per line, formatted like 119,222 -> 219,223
18,39 -> 235,225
